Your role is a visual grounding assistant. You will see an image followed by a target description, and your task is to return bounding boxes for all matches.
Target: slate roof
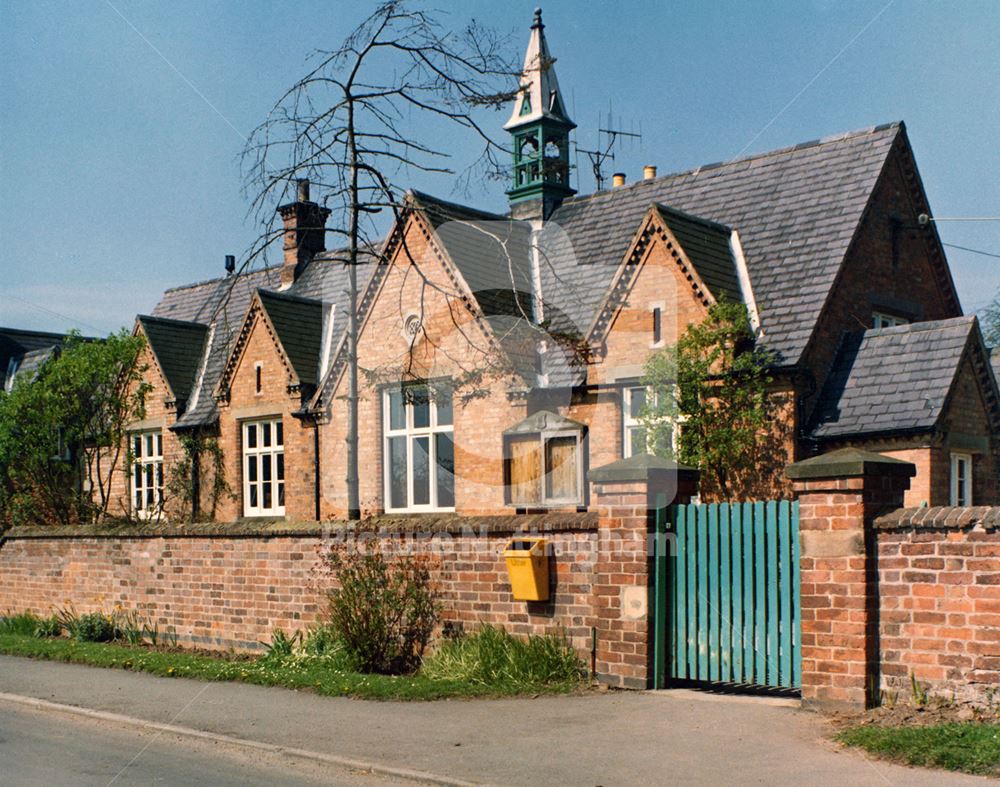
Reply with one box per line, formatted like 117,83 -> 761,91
809,316 -> 978,439
538,122 -> 904,366
0,327 -> 84,391
256,290 -> 324,386
151,254 -> 379,427
654,204 -> 741,304
137,315 -> 208,404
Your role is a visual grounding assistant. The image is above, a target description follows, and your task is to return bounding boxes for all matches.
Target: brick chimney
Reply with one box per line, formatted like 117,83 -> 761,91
278,179 -> 331,286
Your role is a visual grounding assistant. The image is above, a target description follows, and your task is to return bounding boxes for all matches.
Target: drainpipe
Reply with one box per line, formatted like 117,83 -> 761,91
313,422 -> 321,521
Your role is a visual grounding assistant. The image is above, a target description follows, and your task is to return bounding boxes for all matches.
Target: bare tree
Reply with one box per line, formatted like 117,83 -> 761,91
241,1 -> 517,519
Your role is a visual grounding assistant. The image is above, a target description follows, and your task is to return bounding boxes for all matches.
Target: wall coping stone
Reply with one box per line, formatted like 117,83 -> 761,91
2,512 -> 599,541
786,447 -> 916,480
873,505 -> 1000,530
588,453 -> 698,484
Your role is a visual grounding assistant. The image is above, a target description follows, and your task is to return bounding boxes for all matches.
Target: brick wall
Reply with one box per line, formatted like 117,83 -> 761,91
0,517 -> 599,655
875,507 -> 1000,704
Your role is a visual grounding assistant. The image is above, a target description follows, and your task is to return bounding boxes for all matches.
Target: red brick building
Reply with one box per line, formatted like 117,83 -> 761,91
112,11 -> 998,522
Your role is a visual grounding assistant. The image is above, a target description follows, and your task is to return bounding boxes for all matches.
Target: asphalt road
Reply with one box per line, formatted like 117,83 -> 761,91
0,701 -> 393,787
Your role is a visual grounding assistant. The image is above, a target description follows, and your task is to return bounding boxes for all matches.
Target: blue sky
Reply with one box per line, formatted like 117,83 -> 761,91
2,0 -> 998,335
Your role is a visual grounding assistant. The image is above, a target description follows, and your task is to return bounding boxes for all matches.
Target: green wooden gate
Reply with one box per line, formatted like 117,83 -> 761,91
652,500 -> 801,691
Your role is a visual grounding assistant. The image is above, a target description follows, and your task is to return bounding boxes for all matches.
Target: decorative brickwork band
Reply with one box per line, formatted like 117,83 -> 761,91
787,448 -> 915,708
589,455 -> 699,689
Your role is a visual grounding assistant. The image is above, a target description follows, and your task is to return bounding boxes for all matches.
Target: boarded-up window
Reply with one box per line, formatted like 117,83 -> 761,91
544,436 -> 578,501
508,435 -> 542,505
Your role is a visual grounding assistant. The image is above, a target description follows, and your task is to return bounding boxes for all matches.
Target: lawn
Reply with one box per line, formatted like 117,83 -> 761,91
0,632 -> 583,701
838,722 -> 1000,776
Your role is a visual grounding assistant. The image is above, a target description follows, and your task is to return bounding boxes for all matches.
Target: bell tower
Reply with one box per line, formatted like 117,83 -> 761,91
505,8 -> 576,222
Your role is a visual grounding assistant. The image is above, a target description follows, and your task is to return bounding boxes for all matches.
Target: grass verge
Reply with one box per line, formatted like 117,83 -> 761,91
0,633 -> 583,701
837,723 -> 1000,776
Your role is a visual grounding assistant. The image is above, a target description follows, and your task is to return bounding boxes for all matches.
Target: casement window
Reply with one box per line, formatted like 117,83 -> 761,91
950,452 -> 972,507
131,430 -> 163,515
622,385 -> 680,458
243,418 -> 284,516
873,311 -> 908,329
383,384 -> 455,512
503,411 -> 586,508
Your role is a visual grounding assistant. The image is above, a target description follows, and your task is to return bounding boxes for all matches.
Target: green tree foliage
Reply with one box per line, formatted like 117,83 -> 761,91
981,291 -> 1000,348
641,301 -> 776,499
0,330 -> 150,527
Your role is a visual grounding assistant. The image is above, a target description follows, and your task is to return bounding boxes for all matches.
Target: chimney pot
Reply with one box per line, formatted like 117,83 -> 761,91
643,165 -> 657,180
297,178 -> 310,202
224,254 -> 236,274
612,172 -> 626,188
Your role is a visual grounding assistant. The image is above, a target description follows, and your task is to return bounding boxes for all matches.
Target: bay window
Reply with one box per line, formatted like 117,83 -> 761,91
243,418 -> 284,516
504,411 -> 586,508
131,430 -> 163,516
383,383 -> 455,512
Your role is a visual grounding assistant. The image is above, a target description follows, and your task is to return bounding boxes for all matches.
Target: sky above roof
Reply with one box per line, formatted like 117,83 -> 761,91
2,0 -> 998,335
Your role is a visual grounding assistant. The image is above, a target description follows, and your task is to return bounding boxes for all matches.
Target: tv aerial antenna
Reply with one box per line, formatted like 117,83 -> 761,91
575,109 -> 642,191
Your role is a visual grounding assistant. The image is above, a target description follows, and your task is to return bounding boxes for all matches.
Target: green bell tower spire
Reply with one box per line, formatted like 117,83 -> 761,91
506,8 -> 576,222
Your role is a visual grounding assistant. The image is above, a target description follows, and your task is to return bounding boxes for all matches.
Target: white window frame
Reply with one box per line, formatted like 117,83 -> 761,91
504,429 -> 585,508
383,385 -> 455,513
950,452 -> 973,507
873,311 -> 908,329
623,385 -> 682,458
242,418 -> 285,517
130,429 -> 163,517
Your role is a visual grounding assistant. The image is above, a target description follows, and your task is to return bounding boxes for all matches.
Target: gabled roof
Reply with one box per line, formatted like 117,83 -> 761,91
1,327 -> 86,392
654,204 -> 741,304
256,290 -> 324,386
539,122 -> 910,365
809,316 -> 993,439
136,315 -> 208,404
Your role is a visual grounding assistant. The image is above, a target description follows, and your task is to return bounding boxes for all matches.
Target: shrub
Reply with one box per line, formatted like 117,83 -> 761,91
301,624 -> 343,659
33,616 -> 63,638
74,612 -> 117,643
422,624 -> 585,691
0,611 -> 42,636
322,539 -> 438,674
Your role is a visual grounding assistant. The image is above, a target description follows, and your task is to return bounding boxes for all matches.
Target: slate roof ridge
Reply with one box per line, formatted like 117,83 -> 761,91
407,189 -> 509,223
162,264 -> 281,295
560,121 -> 903,208
0,326 -> 84,342
136,314 -> 207,330
257,288 -> 324,308
653,202 -> 732,235
863,314 -> 976,337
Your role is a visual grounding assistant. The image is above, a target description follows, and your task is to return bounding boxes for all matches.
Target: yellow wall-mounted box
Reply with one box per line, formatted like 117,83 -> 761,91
503,537 -> 549,601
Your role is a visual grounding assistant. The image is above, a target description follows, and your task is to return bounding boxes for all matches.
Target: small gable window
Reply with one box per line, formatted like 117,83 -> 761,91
873,312 -> 908,329
243,418 -> 284,517
950,452 -> 972,507
652,307 -> 662,346
504,411 -> 586,508
255,362 -> 263,395
383,383 -> 455,513
131,430 -> 163,517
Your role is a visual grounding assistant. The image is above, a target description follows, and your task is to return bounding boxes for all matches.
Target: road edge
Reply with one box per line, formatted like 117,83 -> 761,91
0,691 -> 479,786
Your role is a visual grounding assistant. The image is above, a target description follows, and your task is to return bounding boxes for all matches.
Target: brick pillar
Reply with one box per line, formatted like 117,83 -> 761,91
787,448 -> 915,709
588,455 -> 699,689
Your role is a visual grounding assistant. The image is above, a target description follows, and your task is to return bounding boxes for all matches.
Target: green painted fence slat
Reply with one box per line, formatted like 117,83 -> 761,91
753,501 -> 766,684
719,503 -> 732,683
792,500 -> 802,689
697,504 -> 709,681
686,504 -> 698,676
674,505 -> 687,680
708,504 -> 720,682
766,500 -> 780,687
730,503 -> 744,684
742,501 -> 755,682
778,500 -> 792,687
